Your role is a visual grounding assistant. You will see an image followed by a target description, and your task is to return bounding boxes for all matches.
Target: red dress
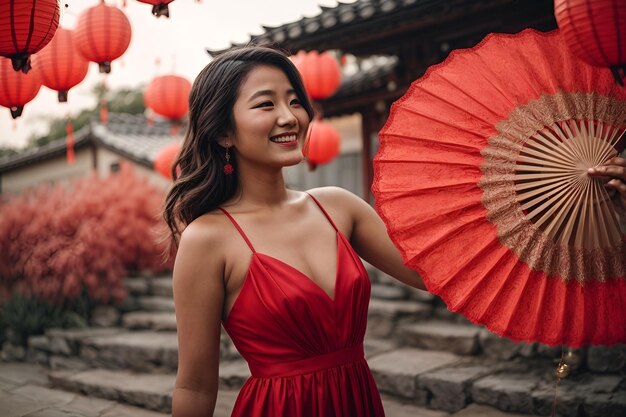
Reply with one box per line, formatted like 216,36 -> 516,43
219,194 -> 385,417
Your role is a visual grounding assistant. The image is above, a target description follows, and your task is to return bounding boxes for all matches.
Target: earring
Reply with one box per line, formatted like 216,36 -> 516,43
224,146 -> 234,175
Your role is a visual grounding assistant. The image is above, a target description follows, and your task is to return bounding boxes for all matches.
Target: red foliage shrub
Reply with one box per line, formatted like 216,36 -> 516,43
0,163 -> 173,305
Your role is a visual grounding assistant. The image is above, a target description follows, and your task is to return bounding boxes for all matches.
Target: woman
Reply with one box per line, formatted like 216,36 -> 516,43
164,45 -> 626,417
164,46 -> 425,417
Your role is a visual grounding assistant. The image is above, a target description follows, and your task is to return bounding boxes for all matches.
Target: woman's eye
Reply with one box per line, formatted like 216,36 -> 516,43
256,101 -> 274,108
290,98 -> 302,106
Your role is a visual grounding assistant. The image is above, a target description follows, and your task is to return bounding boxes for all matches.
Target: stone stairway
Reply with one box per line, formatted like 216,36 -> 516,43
17,268 -> 626,417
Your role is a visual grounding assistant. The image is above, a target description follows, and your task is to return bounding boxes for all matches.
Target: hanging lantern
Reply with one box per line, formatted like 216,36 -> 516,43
154,142 -> 180,179
0,0 -> 60,73
306,120 -> 341,164
554,0 -> 626,84
136,0 -> 175,18
144,75 -> 191,121
74,1 -> 132,74
31,28 -> 90,103
0,57 -> 42,119
291,50 -> 341,100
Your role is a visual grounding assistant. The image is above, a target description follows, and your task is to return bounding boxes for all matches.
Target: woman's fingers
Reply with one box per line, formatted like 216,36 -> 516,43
606,178 -> 626,195
587,157 -> 626,181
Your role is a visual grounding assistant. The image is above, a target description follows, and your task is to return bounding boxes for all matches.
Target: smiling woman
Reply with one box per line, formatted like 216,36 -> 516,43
163,45 -> 425,417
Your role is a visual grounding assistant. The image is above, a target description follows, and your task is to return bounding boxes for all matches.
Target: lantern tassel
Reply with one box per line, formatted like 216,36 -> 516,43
152,5 -> 170,18
10,106 -> 24,119
11,54 -> 32,74
100,98 -> 108,124
66,122 -> 75,165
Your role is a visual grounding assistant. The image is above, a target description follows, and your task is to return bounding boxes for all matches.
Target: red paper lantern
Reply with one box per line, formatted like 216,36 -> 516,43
0,57 -> 42,119
136,0 -> 175,18
291,51 -> 341,100
144,75 -> 191,121
31,28 -> 90,102
306,120 -> 341,164
154,142 -> 180,179
74,1 -> 132,74
555,0 -> 626,83
0,0 -> 60,73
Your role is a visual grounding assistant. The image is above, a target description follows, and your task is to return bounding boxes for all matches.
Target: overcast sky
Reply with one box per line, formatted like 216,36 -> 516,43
0,0 -> 352,148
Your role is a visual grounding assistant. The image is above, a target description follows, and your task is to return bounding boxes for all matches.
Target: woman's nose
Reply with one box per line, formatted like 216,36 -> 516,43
277,105 -> 297,126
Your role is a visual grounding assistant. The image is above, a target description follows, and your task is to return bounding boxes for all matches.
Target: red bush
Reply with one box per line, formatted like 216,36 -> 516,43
0,163 -> 173,305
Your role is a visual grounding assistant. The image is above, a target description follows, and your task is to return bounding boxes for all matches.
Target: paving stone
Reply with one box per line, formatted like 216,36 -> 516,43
449,403 -> 529,416
219,360 -> 251,389
0,389 -> 46,417
587,345 -> 626,372
49,369 -> 174,413
381,394 -> 449,417
11,384 -> 76,406
419,365 -> 494,412
471,373 -> 538,414
122,312 -> 177,331
60,394 -> 117,415
0,362 -> 49,386
402,321 -> 481,356
137,297 -> 175,312
23,408 -> 87,417
371,283 -> 409,300
368,348 -> 461,402
150,277 -> 173,298
100,403 -> 170,417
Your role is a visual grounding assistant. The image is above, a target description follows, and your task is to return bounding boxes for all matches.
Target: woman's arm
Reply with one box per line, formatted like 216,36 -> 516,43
312,187 -> 426,291
171,220 -> 225,417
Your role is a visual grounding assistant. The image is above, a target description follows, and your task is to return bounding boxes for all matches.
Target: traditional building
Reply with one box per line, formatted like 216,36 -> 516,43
209,0 -> 557,199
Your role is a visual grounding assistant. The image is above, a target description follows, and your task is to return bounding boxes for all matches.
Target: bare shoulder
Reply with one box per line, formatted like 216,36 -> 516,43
306,186 -> 362,211
174,211 -> 230,288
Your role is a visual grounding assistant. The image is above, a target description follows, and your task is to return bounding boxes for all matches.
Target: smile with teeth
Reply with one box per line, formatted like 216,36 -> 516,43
270,134 -> 298,143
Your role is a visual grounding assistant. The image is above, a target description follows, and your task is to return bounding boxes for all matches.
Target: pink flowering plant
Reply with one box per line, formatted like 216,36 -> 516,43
0,163 -> 173,344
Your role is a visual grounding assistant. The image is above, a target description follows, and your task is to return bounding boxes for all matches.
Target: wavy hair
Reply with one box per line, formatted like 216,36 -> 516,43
162,45 -> 315,251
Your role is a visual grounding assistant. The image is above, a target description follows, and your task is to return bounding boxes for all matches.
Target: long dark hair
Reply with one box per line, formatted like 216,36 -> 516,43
162,45 -> 314,251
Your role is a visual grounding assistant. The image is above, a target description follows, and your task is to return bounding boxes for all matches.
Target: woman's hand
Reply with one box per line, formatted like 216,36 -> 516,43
588,156 -> 626,214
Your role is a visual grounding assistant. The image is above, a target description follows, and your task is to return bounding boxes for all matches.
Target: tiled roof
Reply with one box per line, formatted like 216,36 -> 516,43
94,113 -> 184,166
206,0 -> 524,56
329,56 -> 398,100
0,114 -> 184,174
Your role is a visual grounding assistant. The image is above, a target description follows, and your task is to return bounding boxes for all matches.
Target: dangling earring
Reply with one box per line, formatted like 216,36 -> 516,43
224,146 -> 234,175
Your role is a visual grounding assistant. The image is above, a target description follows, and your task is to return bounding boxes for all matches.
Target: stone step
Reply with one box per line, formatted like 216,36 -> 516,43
368,347 -> 626,416
33,328 -> 239,373
150,277 -> 173,298
366,298 -> 432,338
135,296 -> 175,312
401,320 -> 482,356
122,312 -> 177,331
47,361 -> 248,414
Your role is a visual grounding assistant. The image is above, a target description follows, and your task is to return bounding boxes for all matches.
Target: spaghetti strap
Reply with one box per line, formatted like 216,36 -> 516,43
219,208 -> 256,253
306,192 -> 339,232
